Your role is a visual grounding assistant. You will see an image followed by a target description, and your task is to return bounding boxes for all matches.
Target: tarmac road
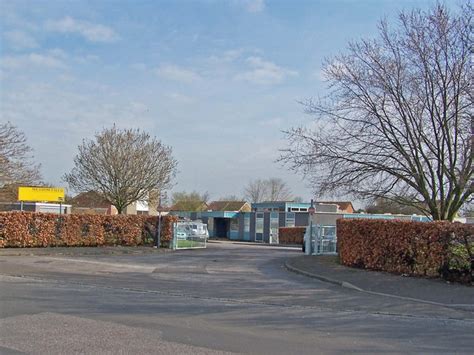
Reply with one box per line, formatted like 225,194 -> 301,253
0,241 -> 473,354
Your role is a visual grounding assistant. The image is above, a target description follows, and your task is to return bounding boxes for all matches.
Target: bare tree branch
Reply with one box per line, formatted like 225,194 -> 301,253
0,122 -> 42,186
280,4 -> 473,221
244,178 -> 294,203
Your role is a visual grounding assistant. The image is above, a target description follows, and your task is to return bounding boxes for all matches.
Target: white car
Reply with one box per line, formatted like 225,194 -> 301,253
189,223 -> 209,238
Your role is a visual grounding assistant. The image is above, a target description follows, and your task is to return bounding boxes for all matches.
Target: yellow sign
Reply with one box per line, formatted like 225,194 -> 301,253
18,187 -> 65,202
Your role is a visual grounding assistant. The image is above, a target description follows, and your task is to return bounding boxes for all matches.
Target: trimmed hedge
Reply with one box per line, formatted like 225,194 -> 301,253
337,219 -> 474,283
279,227 -> 306,244
0,212 -> 178,248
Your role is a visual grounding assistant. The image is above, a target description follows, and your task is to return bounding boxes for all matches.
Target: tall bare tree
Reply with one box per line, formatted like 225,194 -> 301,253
244,179 -> 268,203
0,122 -> 41,187
266,178 -> 293,201
64,126 -> 177,214
244,178 -> 294,202
280,4 -> 473,221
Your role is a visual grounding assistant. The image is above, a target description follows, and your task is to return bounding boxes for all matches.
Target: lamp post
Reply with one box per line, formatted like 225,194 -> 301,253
306,199 -> 315,255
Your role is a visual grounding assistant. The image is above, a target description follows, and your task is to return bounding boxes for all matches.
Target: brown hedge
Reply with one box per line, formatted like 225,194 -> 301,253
337,219 -> 474,282
0,212 -> 178,248
279,227 -> 306,244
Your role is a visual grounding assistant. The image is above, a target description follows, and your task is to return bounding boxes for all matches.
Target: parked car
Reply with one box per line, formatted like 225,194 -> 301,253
189,223 -> 209,239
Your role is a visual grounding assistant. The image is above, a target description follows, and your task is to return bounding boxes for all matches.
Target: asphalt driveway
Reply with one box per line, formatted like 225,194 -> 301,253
0,241 -> 473,354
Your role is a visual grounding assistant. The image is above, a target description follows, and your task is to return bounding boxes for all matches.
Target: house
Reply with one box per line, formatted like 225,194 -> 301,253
69,191 -> 161,215
69,191 -> 117,215
317,201 -> 355,214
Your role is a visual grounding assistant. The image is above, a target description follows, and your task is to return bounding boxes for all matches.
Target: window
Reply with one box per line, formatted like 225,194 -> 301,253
286,212 -> 295,227
244,214 -> 250,232
270,212 -> 279,243
230,218 -> 239,232
256,212 -> 264,233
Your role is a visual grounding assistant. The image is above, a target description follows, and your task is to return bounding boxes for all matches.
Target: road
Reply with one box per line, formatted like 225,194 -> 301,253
0,242 -> 473,354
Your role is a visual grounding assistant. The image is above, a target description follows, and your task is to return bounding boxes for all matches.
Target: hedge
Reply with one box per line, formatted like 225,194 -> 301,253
279,227 -> 306,244
0,212 -> 178,248
337,219 -> 474,283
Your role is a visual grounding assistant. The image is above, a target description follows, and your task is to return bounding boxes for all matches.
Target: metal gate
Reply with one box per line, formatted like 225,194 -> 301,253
307,224 -> 337,255
172,222 -> 208,250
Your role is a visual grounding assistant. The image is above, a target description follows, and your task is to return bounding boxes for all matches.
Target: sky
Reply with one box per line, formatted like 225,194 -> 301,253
0,0 -> 446,202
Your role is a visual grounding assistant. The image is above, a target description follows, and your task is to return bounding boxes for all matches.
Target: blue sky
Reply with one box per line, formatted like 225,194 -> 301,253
1,0 -> 444,201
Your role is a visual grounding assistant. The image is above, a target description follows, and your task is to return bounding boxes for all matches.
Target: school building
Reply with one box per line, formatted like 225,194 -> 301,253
172,200 -> 432,243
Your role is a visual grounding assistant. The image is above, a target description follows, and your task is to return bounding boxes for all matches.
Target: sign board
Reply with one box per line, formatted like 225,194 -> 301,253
18,187 -> 65,202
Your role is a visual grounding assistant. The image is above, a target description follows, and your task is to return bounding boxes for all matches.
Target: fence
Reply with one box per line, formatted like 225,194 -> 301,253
306,224 -> 337,255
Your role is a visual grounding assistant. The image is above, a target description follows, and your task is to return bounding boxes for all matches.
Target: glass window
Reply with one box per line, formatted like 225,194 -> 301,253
256,213 -> 264,233
286,212 -> 295,227
244,214 -> 250,232
230,218 -> 239,231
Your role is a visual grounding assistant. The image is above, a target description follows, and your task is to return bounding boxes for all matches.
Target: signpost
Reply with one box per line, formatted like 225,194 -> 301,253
18,187 -> 65,213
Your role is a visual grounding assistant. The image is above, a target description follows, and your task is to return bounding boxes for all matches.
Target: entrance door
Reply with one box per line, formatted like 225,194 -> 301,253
214,218 -> 229,238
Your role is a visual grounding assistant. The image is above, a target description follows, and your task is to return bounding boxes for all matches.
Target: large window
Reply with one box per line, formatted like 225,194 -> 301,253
286,212 -> 295,227
244,214 -> 250,232
256,212 -> 264,233
230,218 -> 239,232
270,212 -> 279,243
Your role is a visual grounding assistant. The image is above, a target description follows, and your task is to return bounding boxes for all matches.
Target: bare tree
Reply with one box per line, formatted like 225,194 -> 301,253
244,178 -> 294,202
280,4 -> 473,221
365,197 -> 423,215
0,122 -> 41,186
266,178 -> 293,201
64,126 -> 177,214
171,191 -> 209,211
244,179 -> 268,203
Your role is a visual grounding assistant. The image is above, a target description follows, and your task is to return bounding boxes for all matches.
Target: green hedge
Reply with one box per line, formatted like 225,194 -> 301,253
337,219 -> 473,283
0,212 -> 178,248
279,227 -> 306,244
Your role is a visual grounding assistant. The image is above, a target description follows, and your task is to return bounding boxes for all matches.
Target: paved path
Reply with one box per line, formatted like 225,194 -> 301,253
286,255 -> 474,308
0,241 -> 473,354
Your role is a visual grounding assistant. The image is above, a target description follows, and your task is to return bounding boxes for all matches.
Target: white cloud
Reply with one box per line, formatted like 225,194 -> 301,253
2,53 -> 66,69
45,16 -> 119,43
155,64 -> 201,83
4,30 -> 39,50
235,56 -> 298,85
243,0 -> 265,13
165,92 -> 196,104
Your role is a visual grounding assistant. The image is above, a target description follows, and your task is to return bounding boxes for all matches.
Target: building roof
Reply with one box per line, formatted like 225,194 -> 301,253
69,191 -> 111,208
318,201 -> 354,212
207,201 -> 251,212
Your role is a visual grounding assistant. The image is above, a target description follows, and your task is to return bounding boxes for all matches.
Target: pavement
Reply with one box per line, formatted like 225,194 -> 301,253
285,255 -> 474,308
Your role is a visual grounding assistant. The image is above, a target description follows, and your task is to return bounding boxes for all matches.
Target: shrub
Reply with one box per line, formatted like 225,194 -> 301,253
0,212 -> 178,248
279,227 -> 306,244
337,219 -> 473,283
